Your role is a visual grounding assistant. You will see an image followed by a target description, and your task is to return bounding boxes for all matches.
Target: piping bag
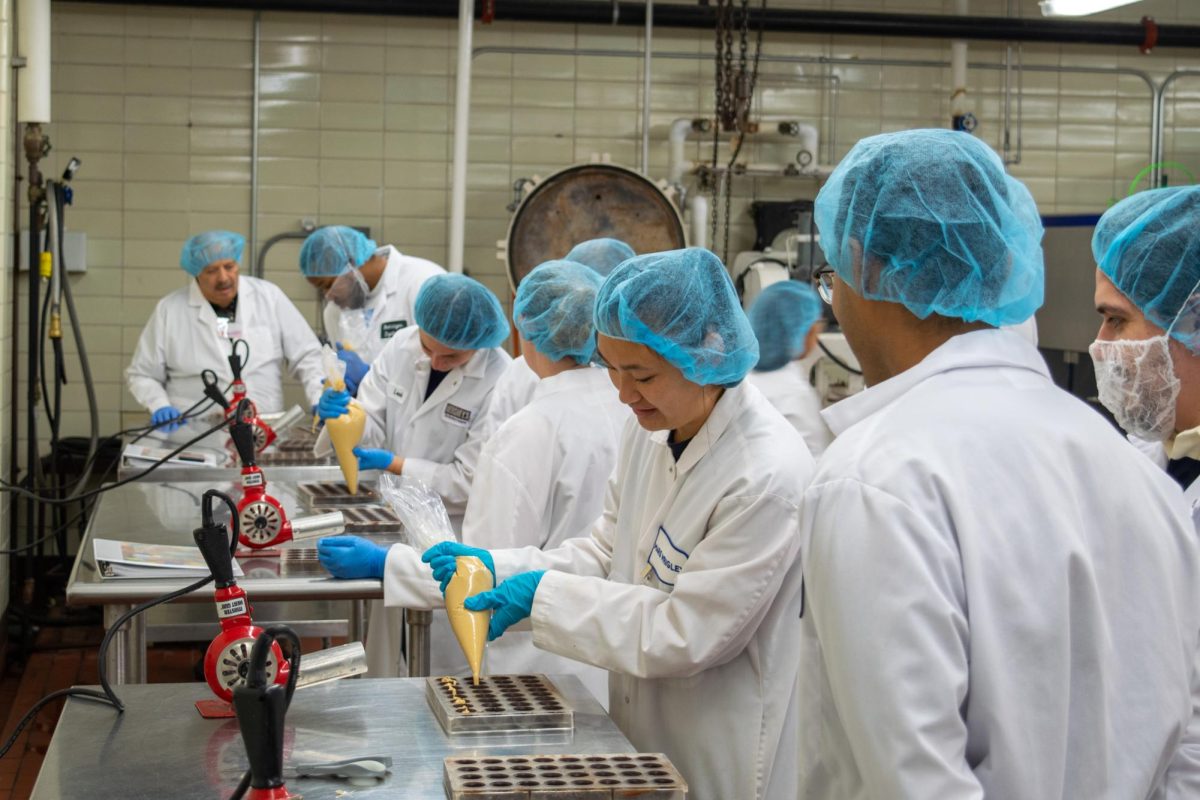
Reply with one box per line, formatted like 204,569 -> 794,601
379,474 -> 492,684
315,345 -> 367,494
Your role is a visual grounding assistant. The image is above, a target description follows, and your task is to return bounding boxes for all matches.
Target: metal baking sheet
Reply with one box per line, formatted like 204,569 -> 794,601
342,506 -> 405,535
299,481 -> 380,507
443,753 -> 687,799
427,675 -> 573,736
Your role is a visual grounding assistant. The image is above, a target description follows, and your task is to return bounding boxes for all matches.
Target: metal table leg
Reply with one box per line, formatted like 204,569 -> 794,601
102,604 -> 147,684
349,599 -> 367,643
406,609 -> 432,678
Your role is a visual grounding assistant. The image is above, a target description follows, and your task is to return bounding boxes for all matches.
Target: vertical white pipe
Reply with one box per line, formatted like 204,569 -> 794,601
449,0 -> 473,273
17,0 -> 50,123
950,0 -> 968,122
690,195 -> 708,250
641,0 -> 653,175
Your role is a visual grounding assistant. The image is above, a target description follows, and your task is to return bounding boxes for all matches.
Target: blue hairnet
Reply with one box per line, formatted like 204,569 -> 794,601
1094,185 -> 1200,354
748,281 -> 824,372
299,226 -> 378,278
594,247 -> 758,387
414,273 -> 509,350
514,259 -> 604,365
565,238 -> 636,277
814,129 -> 1044,327
180,231 -> 244,277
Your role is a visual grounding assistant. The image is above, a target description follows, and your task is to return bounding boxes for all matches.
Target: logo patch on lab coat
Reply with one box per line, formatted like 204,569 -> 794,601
443,403 -> 474,427
646,526 -> 689,586
388,383 -> 407,404
380,320 -> 408,339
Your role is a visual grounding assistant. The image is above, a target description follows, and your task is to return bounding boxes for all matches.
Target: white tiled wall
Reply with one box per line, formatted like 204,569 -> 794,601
11,0 -> 1200,447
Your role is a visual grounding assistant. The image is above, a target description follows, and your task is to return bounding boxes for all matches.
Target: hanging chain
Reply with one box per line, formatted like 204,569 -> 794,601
712,0 -> 766,263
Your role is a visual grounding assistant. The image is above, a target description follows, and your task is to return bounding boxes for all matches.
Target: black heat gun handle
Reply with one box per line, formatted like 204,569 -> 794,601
201,369 -> 230,411
228,338 -> 249,382
193,490 -> 238,588
230,399 -> 259,467
233,625 -> 302,793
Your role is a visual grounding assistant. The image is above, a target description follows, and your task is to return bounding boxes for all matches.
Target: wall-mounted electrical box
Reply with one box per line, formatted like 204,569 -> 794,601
17,229 -> 87,273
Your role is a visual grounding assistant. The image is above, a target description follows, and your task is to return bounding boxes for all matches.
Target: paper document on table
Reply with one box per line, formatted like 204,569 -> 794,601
123,443 -> 221,468
94,538 -> 243,579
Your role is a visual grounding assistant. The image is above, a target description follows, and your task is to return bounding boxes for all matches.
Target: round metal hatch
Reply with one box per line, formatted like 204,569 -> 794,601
504,162 -> 686,292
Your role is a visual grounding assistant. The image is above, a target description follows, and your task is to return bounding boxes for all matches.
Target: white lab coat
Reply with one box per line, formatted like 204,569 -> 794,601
745,361 -> 834,456
322,245 -> 444,364
795,329 -> 1200,799
455,367 -> 626,703
355,324 -> 510,677
1129,433 -> 1200,509
126,276 -> 324,414
473,355 -> 540,440
356,325 -> 511,517
389,383 -> 814,799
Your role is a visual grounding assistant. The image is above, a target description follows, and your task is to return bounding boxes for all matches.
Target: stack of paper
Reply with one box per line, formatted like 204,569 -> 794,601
94,538 -> 244,580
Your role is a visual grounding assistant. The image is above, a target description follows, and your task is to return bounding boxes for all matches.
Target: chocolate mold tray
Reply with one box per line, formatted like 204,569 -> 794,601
426,674 -> 573,735
443,753 -> 687,799
299,481 -> 380,507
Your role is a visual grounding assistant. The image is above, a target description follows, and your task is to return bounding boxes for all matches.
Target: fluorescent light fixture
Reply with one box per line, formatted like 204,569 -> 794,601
1039,0 -> 1142,16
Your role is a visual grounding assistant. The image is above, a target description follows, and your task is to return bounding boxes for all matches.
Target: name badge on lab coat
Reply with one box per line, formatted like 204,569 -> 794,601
388,383 -> 407,405
215,318 -> 243,340
380,320 -> 408,339
646,526 -> 689,587
442,403 -> 474,428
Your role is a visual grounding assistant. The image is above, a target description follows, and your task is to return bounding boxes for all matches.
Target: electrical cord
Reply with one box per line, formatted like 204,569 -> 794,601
0,415 -> 233,506
0,490 -> 240,759
818,338 -> 864,376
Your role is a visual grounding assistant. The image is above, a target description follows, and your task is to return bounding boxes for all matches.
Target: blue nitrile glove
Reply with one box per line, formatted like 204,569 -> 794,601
464,570 -> 546,642
317,535 -> 388,579
316,387 -> 351,420
353,447 -> 395,472
421,542 -> 496,594
151,405 -> 185,433
335,344 -> 370,396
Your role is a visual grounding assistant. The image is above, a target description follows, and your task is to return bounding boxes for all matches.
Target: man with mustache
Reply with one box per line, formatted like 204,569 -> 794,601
126,230 -> 325,432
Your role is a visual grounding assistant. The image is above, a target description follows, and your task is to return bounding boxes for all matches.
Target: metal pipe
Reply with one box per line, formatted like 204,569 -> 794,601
640,0 -> 652,175
249,12 -> 261,274
473,46 -> 1157,166
70,1 -> 1200,49
1151,70 -> 1200,189
254,229 -> 309,278
448,0 -> 473,273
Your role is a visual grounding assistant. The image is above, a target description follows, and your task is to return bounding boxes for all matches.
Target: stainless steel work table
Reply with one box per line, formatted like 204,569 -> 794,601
31,677 -> 632,799
66,480 -> 428,684
116,416 -> 347,484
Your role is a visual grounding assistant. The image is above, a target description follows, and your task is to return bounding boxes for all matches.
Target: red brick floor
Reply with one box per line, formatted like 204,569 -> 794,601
0,628 -> 333,800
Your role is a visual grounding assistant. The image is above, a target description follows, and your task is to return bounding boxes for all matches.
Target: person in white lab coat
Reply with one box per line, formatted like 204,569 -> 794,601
468,237 -> 639,443
1090,186 -> 1200,508
745,280 -> 834,456
125,230 -> 325,429
380,259 -> 625,700
393,248 -> 813,800
315,272 -> 511,676
796,129 -> 1200,799
300,225 -> 444,394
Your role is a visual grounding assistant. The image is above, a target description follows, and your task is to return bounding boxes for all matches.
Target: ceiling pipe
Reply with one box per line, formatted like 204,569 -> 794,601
68,0 -> 1200,50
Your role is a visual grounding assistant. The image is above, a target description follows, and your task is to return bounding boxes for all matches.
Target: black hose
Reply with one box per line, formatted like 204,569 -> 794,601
0,490 -> 241,758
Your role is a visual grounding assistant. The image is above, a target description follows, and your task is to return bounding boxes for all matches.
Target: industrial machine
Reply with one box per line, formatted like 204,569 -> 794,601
500,160 -> 687,292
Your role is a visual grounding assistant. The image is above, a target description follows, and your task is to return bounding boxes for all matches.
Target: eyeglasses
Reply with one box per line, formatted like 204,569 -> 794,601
814,266 -> 835,305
